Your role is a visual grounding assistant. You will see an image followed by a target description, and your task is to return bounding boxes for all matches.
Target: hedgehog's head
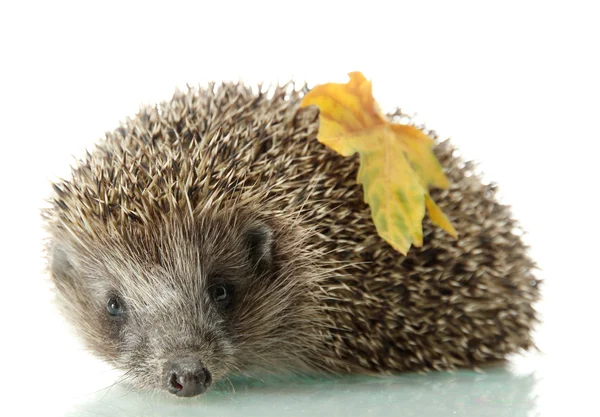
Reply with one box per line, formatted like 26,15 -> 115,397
48,211 -> 322,397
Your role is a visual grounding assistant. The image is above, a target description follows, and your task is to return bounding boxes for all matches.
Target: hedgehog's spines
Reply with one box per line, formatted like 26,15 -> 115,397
44,80 -> 540,382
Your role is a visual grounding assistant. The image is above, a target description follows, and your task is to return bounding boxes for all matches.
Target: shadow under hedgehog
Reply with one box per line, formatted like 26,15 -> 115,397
43,82 -> 540,397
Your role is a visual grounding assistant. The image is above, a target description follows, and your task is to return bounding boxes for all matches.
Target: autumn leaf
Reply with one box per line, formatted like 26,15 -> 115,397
301,71 -> 457,255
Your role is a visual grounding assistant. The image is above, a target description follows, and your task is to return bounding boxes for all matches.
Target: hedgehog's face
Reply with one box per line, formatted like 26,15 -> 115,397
50,214 -> 315,397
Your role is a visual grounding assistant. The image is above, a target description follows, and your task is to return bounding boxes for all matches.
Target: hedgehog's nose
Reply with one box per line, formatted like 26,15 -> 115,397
164,359 -> 212,397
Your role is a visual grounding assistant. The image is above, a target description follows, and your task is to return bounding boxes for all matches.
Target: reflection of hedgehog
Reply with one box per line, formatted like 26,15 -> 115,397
44,82 -> 540,397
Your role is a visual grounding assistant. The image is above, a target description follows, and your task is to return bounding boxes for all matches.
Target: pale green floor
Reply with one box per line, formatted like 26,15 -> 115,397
65,367 -> 538,417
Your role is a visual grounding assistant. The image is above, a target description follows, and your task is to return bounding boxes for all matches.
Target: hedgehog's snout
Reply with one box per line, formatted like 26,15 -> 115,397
164,358 -> 212,397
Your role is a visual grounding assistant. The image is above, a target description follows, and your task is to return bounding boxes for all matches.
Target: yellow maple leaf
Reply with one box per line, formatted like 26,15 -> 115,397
301,71 -> 457,255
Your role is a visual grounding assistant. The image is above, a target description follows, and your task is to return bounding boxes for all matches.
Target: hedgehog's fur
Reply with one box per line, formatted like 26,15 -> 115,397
44,82 -> 540,394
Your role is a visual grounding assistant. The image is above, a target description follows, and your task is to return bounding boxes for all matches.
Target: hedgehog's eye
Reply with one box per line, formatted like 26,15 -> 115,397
107,297 -> 124,316
211,284 -> 232,308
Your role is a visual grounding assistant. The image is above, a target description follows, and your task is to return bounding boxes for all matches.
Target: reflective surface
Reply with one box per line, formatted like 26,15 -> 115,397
48,352 -> 585,417
64,369 -> 539,417
14,344 -> 577,417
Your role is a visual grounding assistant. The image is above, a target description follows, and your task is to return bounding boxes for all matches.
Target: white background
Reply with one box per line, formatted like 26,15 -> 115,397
1,1 -> 599,416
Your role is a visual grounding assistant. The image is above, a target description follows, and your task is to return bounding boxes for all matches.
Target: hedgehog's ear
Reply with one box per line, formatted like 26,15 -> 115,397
51,242 -> 78,286
245,221 -> 273,273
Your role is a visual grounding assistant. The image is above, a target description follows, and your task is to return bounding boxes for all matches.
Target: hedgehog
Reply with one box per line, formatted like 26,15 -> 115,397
43,81 -> 540,397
